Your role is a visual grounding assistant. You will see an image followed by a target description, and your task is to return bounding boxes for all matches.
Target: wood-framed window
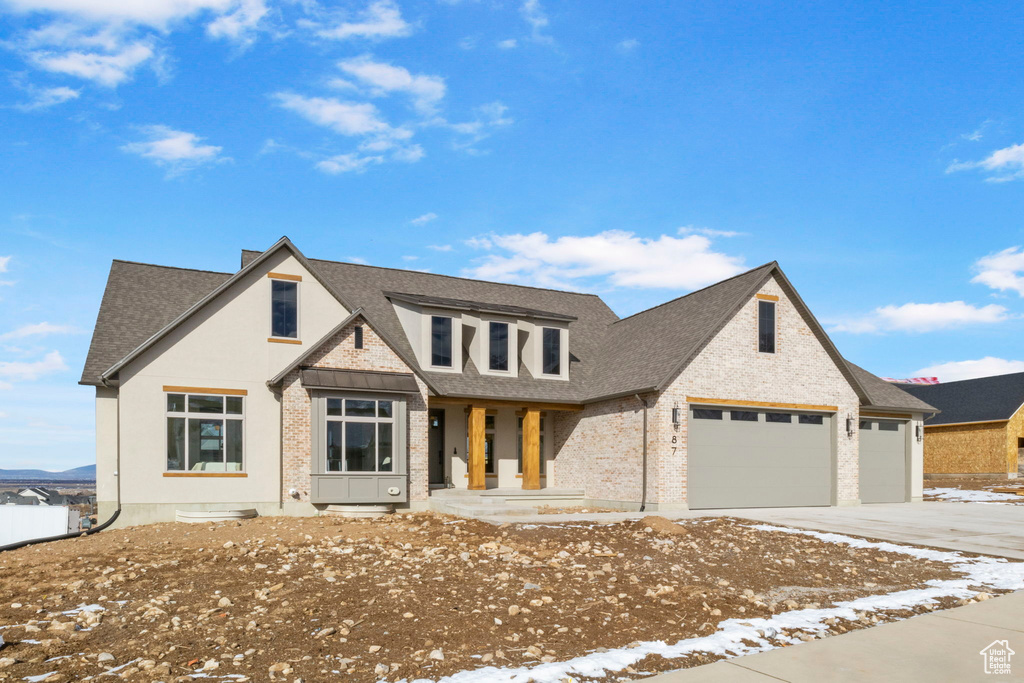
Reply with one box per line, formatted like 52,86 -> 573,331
270,279 -> 299,339
166,392 -> 244,472
325,398 -> 395,472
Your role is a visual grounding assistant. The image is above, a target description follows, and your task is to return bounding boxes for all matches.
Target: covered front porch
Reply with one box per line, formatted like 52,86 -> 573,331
426,397 -> 582,491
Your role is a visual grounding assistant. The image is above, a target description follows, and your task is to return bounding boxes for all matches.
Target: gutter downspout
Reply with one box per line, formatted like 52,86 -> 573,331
635,394 -> 648,513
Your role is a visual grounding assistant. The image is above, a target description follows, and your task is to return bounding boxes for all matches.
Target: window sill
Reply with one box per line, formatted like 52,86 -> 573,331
164,472 -> 247,477
268,337 -> 302,345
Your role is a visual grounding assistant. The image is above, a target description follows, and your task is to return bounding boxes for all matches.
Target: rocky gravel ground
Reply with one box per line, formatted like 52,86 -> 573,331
0,513 -> 1002,682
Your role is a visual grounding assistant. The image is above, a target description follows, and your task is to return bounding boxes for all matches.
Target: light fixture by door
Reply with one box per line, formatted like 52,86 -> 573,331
846,416 -> 854,437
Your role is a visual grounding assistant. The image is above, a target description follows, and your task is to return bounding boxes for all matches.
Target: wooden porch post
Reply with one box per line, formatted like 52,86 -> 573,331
522,408 -> 541,490
468,405 -> 486,490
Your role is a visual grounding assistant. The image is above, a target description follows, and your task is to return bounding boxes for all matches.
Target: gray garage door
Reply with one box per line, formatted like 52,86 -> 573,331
688,406 -> 833,509
859,418 -> 907,504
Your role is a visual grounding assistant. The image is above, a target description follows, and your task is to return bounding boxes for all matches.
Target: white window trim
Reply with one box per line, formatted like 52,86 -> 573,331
483,318 -> 515,376
539,326 -> 565,379
165,392 -> 245,473
269,278 -> 301,341
428,314 -> 456,370
324,398 -> 396,473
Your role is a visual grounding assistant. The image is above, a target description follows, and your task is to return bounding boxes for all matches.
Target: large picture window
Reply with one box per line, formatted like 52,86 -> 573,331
431,316 -> 453,368
489,321 -> 509,372
325,397 -> 394,472
541,327 -> 561,375
166,393 -> 244,472
271,280 -> 298,338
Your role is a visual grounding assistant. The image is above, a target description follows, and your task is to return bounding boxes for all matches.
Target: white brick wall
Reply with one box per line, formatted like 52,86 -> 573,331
554,275 -> 861,506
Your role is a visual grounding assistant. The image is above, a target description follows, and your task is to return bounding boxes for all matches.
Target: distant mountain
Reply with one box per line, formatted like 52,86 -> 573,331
0,464 -> 96,481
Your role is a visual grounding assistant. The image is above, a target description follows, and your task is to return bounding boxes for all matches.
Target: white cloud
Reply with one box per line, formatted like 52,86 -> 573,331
0,257 -> 10,273
913,357 -> 1024,383
678,225 -> 742,238
337,55 -> 446,114
617,38 -> 639,52
497,38 -> 517,49
0,323 -> 82,341
972,246 -> 1024,296
316,153 -> 383,174
427,244 -> 452,252
314,0 -> 412,41
830,301 -> 1010,334
0,350 -> 67,390
401,255 -> 418,261
520,0 -> 552,44
274,93 -> 393,136
206,0 -> 269,44
411,212 -> 438,225
947,143 -> 1024,182
31,41 -> 156,87
14,85 -> 80,111
463,230 -> 746,290
4,0 -> 243,27
121,125 -> 228,174
447,100 -> 513,151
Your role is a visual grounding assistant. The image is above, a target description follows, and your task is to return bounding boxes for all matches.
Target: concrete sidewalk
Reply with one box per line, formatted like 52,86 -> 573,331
641,591 -> 1024,682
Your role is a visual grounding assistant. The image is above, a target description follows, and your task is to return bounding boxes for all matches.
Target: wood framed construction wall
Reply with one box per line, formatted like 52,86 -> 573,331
923,406 -> 1024,475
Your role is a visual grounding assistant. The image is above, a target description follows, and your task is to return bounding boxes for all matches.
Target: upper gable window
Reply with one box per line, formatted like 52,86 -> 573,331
542,327 -> 561,375
271,279 -> 298,339
758,300 -> 776,354
431,316 -> 453,368
489,321 -> 509,372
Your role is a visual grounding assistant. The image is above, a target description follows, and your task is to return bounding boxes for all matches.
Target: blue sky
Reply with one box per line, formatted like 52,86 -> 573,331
2,0 -> 1024,470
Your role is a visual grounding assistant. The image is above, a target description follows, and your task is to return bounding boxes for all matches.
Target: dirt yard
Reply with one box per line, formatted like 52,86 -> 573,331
0,513 -> 1010,682
924,476 -> 1024,504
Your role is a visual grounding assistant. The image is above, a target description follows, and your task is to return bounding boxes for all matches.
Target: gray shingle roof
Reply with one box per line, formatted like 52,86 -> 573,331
383,291 -> 577,322
80,261 -> 231,385
899,372 -> 1024,425
846,363 -> 938,413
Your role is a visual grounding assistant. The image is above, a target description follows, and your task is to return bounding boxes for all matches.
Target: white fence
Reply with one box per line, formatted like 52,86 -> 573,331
0,506 -> 79,545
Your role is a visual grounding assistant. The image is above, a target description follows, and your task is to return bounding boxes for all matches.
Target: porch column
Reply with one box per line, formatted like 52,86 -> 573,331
468,405 -> 486,490
522,408 -> 541,490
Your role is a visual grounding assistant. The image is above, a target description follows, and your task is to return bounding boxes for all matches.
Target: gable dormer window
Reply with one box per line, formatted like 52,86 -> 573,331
758,300 -> 776,353
541,327 -> 561,375
271,278 -> 299,339
489,321 -> 509,372
431,315 -> 453,368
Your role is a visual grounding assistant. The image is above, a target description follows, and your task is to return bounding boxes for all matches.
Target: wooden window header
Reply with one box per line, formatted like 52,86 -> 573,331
268,337 -> 303,345
163,472 -> 248,478
755,293 -> 779,301
267,272 -> 302,281
163,386 -> 248,396
687,396 -> 837,412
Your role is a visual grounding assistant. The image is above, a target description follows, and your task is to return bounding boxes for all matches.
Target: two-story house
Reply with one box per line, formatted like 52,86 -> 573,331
80,237 -> 935,525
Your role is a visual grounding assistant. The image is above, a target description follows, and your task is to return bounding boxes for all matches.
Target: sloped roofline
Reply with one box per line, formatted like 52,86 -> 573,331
99,237 -> 441,395
587,261 -> 870,404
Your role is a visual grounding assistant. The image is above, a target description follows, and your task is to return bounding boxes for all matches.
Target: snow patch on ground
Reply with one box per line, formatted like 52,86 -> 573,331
925,487 -> 1022,503
396,525 -> 1024,683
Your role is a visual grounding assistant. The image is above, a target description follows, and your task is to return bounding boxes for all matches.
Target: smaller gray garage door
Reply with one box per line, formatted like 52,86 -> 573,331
688,407 -> 833,509
859,418 -> 907,504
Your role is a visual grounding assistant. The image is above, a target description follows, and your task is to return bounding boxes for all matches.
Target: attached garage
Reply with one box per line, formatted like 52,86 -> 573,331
858,417 -> 908,503
687,406 -> 833,509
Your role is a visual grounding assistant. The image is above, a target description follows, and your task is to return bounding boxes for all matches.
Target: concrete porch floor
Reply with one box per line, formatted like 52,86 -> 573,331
428,487 -> 585,518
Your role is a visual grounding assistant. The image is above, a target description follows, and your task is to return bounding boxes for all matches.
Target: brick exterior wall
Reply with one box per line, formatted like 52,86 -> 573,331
280,318 -> 429,505
553,275 -> 862,507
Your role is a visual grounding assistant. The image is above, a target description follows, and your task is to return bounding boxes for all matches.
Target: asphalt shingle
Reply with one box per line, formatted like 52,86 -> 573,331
900,372 -> 1024,425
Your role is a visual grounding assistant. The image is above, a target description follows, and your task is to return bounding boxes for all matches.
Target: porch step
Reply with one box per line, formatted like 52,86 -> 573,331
435,502 -> 538,519
428,487 -> 586,519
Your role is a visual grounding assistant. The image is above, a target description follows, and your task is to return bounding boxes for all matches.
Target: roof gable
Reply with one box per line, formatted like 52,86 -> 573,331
901,372 -> 1024,425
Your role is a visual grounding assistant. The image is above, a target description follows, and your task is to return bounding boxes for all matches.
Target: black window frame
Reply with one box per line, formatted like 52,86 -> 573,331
758,300 -> 776,354
354,325 -> 363,349
430,315 -> 453,368
693,408 -> 723,420
765,412 -> 792,423
541,327 -> 561,376
878,421 -> 900,432
731,410 -> 759,422
271,280 -> 298,339
488,321 -> 510,372
859,420 -> 873,430
798,414 -> 824,425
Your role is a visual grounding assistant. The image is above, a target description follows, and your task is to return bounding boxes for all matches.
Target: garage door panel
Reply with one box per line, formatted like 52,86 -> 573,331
859,420 -> 907,503
688,408 -> 832,509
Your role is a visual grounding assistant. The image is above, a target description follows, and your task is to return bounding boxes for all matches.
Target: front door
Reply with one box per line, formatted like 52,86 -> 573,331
428,410 -> 445,485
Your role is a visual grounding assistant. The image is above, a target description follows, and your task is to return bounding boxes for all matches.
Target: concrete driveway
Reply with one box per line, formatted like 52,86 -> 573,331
692,501 -> 1024,560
